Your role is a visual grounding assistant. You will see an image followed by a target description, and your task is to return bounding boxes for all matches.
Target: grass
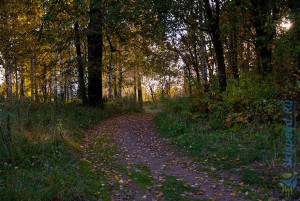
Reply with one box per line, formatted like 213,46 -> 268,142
117,162 -> 201,200
161,175 -> 198,201
155,112 -> 282,170
0,98 -> 142,200
145,103 -> 159,110
153,97 -> 286,196
129,164 -> 155,188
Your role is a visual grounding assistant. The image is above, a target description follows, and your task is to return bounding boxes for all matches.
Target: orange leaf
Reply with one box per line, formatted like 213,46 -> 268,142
114,175 -> 120,181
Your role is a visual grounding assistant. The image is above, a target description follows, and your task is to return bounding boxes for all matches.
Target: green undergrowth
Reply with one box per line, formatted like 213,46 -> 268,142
0,98 -> 142,200
161,175 -> 198,201
129,164 -> 155,188
118,163 -> 199,200
154,78 -> 288,193
154,105 -> 282,171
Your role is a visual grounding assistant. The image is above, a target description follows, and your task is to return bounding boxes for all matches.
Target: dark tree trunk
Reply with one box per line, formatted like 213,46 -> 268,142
192,32 -> 201,84
250,0 -> 279,77
42,64 -> 47,102
254,24 -> 273,76
137,73 -> 142,106
15,62 -> 19,99
113,72 -> 118,97
228,33 -> 239,79
203,0 -> 227,92
59,52 -> 64,102
289,0 -> 300,70
118,65 -> 122,98
87,0 -> 103,106
20,65 -> 25,98
197,0 -> 209,91
187,65 -> 193,96
4,58 -> 12,100
74,20 -> 87,104
53,58 -> 58,102
108,45 -> 113,98
133,74 -> 137,101
288,0 -> 300,101
30,58 -> 35,101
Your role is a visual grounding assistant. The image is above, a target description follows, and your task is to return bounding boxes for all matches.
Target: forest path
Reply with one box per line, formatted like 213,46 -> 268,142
85,112 -> 248,201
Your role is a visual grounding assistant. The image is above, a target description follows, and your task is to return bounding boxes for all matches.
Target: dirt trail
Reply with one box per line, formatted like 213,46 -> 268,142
91,113 -> 249,201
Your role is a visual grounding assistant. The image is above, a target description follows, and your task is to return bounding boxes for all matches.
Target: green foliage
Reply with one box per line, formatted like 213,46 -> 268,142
105,97 -> 143,113
240,168 -> 277,190
154,79 -> 285,190
0,141 -> 88,200
161,175 -> 198,201
208,75 -> 281,129
128,164 -> 155,188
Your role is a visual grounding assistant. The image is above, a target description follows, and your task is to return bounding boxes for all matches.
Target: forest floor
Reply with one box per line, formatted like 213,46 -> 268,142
81,112 -> 253,201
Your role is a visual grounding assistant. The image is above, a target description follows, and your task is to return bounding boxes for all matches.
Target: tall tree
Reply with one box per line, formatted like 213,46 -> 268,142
87,0 -> 103,106
249,0 -> 280,76
203,0 -> 227,92
74,0 -> 87,104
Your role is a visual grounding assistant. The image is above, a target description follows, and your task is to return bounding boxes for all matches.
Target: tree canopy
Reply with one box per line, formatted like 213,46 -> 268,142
0,0 -> 298,103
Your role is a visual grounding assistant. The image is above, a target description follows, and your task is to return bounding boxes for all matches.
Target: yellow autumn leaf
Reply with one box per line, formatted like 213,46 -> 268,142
114,175 -> 120,181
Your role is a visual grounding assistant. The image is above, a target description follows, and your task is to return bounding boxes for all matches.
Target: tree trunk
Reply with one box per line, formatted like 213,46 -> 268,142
149,85 -> 154,102
118,65 -> 122,98
133,74 -> 137,101
208,40 -> 215,81
250,0 -> 279,77
137,72 -> 143,106
108,42 -> 113,98
30,58 -> 35,101
289,0 -> 300,70
187,65 -> 193,96
53,56 -> 58,102
228,33 -> 239,79
4,59 -> 12,100
34,74 -> 39,102
59,52 -> 64,102
42,64 -> 47,102
20,65 -> 25,98
15,62 -> 19,99
74,0 -> 87,104
192,32 -> 201,84
48,74 -> 52,102
87,0 -> 103,106
197,1 -> 209,91
199,32 -> 209,92
288,0 -> 300,102
64,79 -> 68,102
113,72 -> 118,97
69,84 -> 74,101
203,0 -> 227,92
74,21 -> 87,104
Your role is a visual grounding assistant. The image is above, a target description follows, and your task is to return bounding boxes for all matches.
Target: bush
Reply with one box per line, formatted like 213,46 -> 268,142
206,75 -> 282,129
154,81 -> 284,170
